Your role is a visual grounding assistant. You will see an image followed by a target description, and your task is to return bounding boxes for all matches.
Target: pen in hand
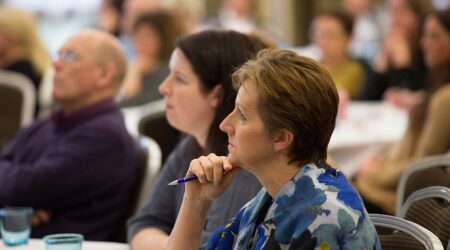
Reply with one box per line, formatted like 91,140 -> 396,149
168,175 -> 198,186
168,168 -> 231,186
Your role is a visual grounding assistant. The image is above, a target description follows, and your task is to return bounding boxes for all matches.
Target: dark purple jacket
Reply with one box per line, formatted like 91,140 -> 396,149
0,99 -> 139,241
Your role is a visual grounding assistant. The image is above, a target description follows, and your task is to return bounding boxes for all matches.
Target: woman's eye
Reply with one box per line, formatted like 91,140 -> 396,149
239,111 -> 246,121
175,76 -> 185,83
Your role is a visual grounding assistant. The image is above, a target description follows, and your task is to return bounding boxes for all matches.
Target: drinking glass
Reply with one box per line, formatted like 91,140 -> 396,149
44,233 -> 83,250
0,207 -> 33,246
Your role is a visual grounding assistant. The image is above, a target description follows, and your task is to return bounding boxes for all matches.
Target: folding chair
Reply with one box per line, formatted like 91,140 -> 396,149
396,154 -> 450,215
112,136 -> 162,242
0,70 -> 35,147
370,213 -> 444,250
399,186 -> 450,250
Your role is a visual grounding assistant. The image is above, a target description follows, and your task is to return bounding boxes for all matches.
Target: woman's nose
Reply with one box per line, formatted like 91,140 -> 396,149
159,76 -> 170,96
220,113 -> 234,134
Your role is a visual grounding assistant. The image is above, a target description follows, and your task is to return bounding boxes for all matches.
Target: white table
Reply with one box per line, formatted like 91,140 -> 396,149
2,239 -> 129,250
328,101 -> 408,176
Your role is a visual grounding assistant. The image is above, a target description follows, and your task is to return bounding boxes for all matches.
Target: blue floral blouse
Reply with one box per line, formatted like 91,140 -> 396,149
201,162 -> 381,249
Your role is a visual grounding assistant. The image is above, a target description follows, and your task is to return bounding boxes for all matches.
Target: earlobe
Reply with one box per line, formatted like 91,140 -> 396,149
273,129 -> 294,152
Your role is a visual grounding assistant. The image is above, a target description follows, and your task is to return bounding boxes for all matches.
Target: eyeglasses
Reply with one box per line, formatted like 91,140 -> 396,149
55,50 -> 79,63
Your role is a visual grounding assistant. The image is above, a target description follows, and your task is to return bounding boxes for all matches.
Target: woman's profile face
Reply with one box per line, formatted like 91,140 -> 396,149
421,15 -> 450,70
220,80 -> 274,171
159,48 -> 220,141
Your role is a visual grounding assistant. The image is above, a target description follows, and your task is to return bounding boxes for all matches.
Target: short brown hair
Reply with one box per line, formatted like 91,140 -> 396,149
232,49 -> 339,164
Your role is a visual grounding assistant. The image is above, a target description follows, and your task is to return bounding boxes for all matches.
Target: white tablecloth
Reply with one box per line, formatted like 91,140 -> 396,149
2,239 -> 129,250
329,101 -> 408,176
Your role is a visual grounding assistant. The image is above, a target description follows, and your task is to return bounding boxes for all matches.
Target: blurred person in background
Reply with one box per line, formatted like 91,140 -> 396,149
119,8 -> 186,106
360,0 -> 433,101
201,0 -> 259,33
200,0 -> 282,44
0,29 -> 139,240
342,0 -> 389,65
354,8 -> 450,215
97,0 -> 126,37
127,30 -> 269,250
310,8 -> 367,99
0,7 -> 51,116
119,0 -> 161,59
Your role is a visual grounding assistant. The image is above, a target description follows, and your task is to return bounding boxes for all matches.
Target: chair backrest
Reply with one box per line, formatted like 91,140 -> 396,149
38,67 -> 55,117
399,186 -> 450,249
138,102 -> 181,166
112,136 -> 162,242
396,154 -> 450,215
0,70 -> 36,147
135,136 -> 163,209
370,213 -> 444,250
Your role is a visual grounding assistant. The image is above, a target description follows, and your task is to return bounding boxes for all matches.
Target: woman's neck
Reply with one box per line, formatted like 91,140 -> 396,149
252,156 -> 303,198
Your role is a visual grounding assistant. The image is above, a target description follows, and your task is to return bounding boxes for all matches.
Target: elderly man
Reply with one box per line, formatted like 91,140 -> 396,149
0,29 -> 139,241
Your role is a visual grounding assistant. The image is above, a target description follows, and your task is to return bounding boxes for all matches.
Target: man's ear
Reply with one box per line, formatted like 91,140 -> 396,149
273,129 -> 294,152
208,84 -> 223,108
97,62 -> 117,88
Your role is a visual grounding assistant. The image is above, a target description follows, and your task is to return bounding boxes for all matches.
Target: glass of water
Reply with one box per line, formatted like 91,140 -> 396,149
0,207 -> 33,246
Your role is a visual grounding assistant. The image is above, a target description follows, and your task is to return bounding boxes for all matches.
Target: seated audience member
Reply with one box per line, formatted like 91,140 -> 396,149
0,7 -> 51,115
200,0 -> 282,44
0,29 -> 139,241
311,8 -> 366,99
342,0 -> 389,65
118,0 -> 162,59
355,8 -> 450,215
119,9 -> 186,106
360,0 -> 432,100
165,49 -> 381,249
127,30 -> 268,249
97,0 -> 125,37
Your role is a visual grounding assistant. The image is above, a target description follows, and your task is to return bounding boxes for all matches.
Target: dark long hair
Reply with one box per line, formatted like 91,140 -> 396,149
428,8 -> 450,88
175,30 -> 268,155
407,8 -> 450,148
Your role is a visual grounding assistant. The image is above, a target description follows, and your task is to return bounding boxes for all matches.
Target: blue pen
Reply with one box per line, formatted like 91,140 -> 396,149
168,175 -> 198,186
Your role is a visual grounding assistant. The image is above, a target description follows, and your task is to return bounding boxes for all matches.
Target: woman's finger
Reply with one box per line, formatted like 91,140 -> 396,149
208,153 -> 224,185
199,156 -> 214,182
188,159 -> 207,184
220,156 -> 234,171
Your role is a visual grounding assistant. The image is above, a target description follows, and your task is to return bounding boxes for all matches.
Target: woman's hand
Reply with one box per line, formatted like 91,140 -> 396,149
31,209 -> 52,226
383,87 -> 425,111
184,153 -> 241,201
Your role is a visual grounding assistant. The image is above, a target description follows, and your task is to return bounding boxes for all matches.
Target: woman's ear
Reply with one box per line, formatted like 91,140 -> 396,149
209,84 -> 223,108
273,129 -> 294,152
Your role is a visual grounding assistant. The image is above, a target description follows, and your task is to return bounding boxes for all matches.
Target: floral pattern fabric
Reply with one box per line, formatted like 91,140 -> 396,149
202,163 -> 381,250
